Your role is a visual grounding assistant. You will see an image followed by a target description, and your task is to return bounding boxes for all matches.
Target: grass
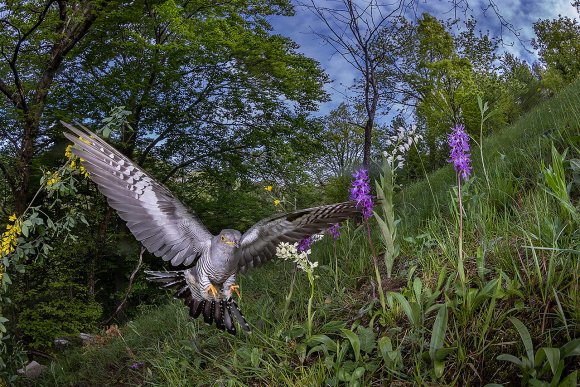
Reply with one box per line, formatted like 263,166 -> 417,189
37,79 -> 580,386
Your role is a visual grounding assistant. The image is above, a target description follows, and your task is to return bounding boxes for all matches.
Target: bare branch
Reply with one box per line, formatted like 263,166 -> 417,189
101,247 -> 145,325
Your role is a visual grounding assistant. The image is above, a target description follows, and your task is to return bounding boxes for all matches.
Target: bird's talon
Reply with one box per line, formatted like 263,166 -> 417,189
207,284 -> 218,299
230,284 -> 240,298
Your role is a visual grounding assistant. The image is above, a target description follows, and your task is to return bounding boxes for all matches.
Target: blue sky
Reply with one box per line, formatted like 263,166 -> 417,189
268,0 -> 578,117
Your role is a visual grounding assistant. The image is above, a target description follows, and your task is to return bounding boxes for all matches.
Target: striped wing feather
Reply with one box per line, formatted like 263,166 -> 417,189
236,202 -> 359,272
62,122 -> 213,266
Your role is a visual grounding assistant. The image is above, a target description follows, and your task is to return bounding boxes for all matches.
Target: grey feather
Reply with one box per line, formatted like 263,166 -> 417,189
236,202 -> 360,272
64,122 -> 363,335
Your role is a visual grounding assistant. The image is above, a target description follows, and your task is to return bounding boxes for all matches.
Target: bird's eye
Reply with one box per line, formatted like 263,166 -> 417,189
220,235 -> 226,242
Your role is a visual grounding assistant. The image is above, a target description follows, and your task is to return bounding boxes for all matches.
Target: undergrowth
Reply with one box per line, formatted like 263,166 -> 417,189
37,79 -> 580,386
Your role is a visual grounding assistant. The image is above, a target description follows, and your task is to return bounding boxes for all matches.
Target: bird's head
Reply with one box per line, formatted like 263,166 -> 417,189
215,229 -> 241,249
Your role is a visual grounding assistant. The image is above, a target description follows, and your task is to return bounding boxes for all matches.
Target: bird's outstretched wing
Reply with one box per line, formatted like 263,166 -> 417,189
62,122 -> 213,266
236,202 -> 360,272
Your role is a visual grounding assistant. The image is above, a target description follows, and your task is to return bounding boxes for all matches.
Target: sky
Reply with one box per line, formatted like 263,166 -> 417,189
268,0 -> 578,117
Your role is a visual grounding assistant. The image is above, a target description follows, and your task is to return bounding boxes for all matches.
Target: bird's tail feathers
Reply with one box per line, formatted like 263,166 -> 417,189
144,270 -> 250,334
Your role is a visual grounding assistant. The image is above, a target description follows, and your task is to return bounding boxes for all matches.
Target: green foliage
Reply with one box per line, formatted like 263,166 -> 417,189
16,280 -> 102,350
533,16 -> 580,87
495,318 -> 579,386
374,157 -> 400,278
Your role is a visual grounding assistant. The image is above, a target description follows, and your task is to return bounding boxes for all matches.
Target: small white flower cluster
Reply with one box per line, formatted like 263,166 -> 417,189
276,242 -> 319,273
383,125 -> 423,170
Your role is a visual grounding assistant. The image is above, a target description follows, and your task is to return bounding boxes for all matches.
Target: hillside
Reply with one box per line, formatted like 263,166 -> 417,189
39,80 -> 579,386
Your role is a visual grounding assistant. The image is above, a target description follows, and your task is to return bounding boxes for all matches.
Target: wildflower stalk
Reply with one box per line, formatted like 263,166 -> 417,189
333,240 -> 339,292
367,221 -> 387,313
283,266 -> 298,319
276,242 -> 318,337
306,269 -> 315,338
457,174 -> 465,284
448,124 -> 472,287
327,223 -> 341,292
350,168 -> 386,312
477,96 -> 492,192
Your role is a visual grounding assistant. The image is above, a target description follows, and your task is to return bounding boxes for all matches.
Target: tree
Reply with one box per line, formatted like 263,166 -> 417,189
304,0 -> 410,167
311,103 -> 365,181
55,0 -> 327,183
532,15 -> 580,90
376,14 -> 514,168
0,0 -> 117,215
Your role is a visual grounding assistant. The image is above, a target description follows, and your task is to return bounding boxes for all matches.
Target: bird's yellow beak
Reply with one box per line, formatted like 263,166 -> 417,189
225,240 -> 236,247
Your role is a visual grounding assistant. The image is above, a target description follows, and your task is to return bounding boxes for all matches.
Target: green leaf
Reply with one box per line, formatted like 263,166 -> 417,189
307,334 -> 337,353
558,370 -> 577,387
250,347 -> 262,368
21,222 -> 29,237
536,347 -> 560,376
429,304 -> 448,362
378,336 -> 400,368
560,339 -> 580,358
341,328 -> 361,362
391,292 -> 416,327
509,317 -> 535,366
413,277 -> 422,304
357,326 -> 376,354
497,354 -> 523,367
433,359 -> 446,379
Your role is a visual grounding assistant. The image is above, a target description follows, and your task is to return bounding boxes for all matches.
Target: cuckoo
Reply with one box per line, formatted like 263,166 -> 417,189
63,122 -> 361,334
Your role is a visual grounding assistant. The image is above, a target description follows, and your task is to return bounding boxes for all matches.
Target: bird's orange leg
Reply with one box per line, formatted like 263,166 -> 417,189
230,284 -> 240,298
206,284 -> 218,299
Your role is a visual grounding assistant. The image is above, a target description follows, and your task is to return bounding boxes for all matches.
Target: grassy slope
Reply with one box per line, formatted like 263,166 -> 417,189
40,80 -> 579,386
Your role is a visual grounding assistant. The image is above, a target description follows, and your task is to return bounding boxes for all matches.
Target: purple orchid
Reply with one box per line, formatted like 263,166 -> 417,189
327,223 -> 340,240
350,168 -> 374,220
297,236 -> 313,253
448,124 -> 472,181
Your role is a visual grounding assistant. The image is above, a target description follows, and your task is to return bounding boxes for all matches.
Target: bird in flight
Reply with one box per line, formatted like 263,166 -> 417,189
63,122 -> 361,334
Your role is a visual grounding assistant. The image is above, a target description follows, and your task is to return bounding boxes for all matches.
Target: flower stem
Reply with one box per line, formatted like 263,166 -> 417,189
307,271 -> 314,338
333,241 -> 339,292
457,174 -> 466,285
480,110 -> 491,192
283,265 -> 298,319
366,221 -> 386,314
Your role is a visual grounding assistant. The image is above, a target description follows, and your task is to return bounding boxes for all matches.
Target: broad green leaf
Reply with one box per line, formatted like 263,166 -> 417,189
536,347 -> 560,376
351,366 -> 365,381
560,339 -> 580,358
413,277 -> 422,304
434,348 -> 455,362
341,328 -> 361,362
250,347 -> 262,368
357,326 -> 376,354
433,359 -> 446,379
307,334 -> 337,353
497,354 -> 523,367
558,370 -> 577,387
509,317 -> 535,366
391,292 -> 416,327
429,304 -> 448,361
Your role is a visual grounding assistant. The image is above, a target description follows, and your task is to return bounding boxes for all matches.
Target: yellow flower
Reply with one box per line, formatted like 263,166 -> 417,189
274,199 -> 280,206
80,165 -> 89,178
65,144 -> 73,159
46,171 -> 61,187
265,186 -> 273,192
1,214 -> 21,256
